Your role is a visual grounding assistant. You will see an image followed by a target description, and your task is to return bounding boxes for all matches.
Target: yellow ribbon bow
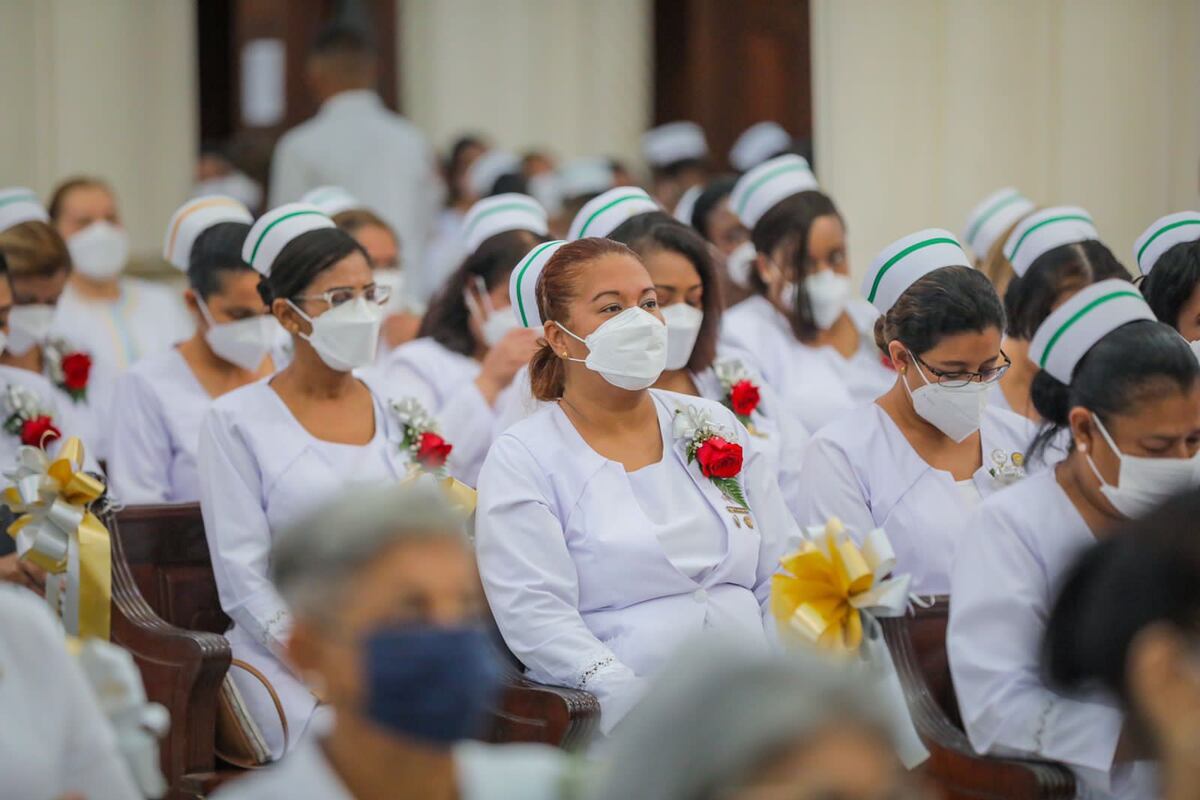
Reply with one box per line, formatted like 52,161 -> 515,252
401,464 -> 477,517
4,438 -> 111,639
770,518 -> 911,653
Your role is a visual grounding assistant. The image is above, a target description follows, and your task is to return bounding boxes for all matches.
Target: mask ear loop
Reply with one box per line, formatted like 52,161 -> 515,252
549,320 -> 590,364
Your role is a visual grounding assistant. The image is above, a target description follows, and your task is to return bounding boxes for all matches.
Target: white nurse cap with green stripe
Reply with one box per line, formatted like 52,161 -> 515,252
462,193 -> 548,254
0,187 -> 49,233
241,203 -> 335,276
863,228 -> 970,314
729,154 -> 818,229
642,121 -> 708,167
1029,278 -> 1153,383
508,240 -> 567,328
300,186 -> 362,217
163,195 -> 253,271
1133,211 -> 1200,276
962,187 -> 1035,259
568,187 -> 660,241
1003,206 -> 1098,278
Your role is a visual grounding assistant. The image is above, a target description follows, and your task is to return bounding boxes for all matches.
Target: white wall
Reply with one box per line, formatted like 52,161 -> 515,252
399,0 -> 652,163
0,0 -> 196,258
811,0 -> 1200,280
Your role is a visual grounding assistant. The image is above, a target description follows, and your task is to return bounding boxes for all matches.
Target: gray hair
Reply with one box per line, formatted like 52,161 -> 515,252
270,479 -> 468,618
589,635 -> 895,800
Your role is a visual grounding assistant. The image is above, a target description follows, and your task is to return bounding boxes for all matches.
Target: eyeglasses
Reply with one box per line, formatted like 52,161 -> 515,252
911,350 -> 1011,389
292,284 -> 392,309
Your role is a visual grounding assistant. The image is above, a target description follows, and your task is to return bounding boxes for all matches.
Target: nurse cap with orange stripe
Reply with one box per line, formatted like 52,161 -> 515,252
163,196 -> 254,271
241,203 -> 336,276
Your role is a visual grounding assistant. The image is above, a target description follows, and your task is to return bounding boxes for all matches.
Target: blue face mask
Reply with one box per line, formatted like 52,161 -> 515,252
363,625 -> 504,746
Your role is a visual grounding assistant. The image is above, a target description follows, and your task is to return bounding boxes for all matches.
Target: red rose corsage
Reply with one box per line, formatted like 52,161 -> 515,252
714,359 -> 764,429
45,340 -> 92,403
392,398 -> 454,476
673,405 -> 750,510
2,384 -> 61,449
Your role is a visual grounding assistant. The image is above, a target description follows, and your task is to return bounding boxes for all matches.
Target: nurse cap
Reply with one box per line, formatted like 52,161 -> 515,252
509,240 -> 567,328
558,157 -> 615,200
962,187 -> 1035,259
568,187 -> 660,241
300,186 -> 362,217
642,121 -> 708,167
461,193 -> 548,254
730,154 -> 819,230
673,185 -> 702,226
0,187 -> 49,233
864,228 -> 971,314
162,195 -> 254,271
729,122 -> 791,173
241,203 -> 335,276
1133,211 -> 1200,276
1030,278 -> 1153,384
1003,206 -> 1098,278
467,150 -> 521,199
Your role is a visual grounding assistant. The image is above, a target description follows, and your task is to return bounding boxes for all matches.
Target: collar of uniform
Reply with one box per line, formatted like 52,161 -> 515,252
320,89 -> 384,116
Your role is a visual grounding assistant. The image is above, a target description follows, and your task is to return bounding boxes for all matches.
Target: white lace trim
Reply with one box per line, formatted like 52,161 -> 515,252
576,657 -> 617,689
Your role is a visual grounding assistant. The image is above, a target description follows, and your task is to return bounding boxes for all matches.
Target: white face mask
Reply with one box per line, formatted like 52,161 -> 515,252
1086,413 -> 1200,519
464,276 -> 522,348
902,351 -> 992,443
287,296 -> 383,372
373,268 -> 407,316
725,241 -> 756,288
660,302 -> 704,371
804,270 -> 851,330
197,298 -> 279,372
68,221 -> 129,280
557,306 -> 668,391
1190,339 -> 1200,364
7,304 -> 57,356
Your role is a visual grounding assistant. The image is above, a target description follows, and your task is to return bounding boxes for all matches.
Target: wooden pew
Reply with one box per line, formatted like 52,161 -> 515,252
105,506 -> 231,799
881,596 -> 1076,800
111,504 -> 600,764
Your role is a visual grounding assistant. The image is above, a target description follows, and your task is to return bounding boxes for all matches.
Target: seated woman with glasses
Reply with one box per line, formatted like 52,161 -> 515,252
793,230 -> 1041,595
198,204 -> 425,759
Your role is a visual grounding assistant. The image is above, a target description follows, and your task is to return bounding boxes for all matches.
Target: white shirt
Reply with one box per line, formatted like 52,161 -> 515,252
0,584 -> 141,800
108,348 -> 212,504
948,469 -> 1157,799
51,277 -> 192,455
269,90 -> 440,275
720,296 -> 894,433
792,402 -> 1041,594
214,737 -> 570,800
369,337 -> 512,485
476,390 -> 798,735
197,377 -> 413,758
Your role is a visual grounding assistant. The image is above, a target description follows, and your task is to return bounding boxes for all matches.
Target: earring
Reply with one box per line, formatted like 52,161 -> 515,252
1078,443 -> 1087,453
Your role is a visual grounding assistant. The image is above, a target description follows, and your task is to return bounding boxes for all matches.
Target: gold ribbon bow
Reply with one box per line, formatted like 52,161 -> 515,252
401,464 -> 477,516
770,518 -> 910,652
4,438 -> 111,638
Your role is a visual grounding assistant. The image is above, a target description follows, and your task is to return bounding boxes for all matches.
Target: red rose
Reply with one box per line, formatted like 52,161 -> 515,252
61,352 -> 92,392
21,415 -> 61,448
695,436 -> 743,479
416,432 -> 453,469
729,380 -> 761,417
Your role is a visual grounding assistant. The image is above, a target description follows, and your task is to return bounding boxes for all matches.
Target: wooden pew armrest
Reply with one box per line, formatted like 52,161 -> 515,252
488,675 -> 600,751
881,616 -> 1076,800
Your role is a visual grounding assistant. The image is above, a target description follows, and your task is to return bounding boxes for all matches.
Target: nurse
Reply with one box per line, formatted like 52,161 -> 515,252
1135,211 -> 1200,347
567,186 -> 661,242
793,230 -> 1036,595
721,155 -> 894,432
198,203 -> 429,758
47,177 -> 192,422
611,213 -> 808,514
687,177 -> 754,307
370,194 -> 547,484
475,237 -> 797,735
949,280 -> 1198,798
108,196 -> 280,505
961,187 -> 1035,282
641,121 -> 709,210
994,207 -> 1128,420
0,188 -> 101,454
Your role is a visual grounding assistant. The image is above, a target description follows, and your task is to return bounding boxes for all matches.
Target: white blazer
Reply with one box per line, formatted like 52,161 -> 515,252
476,390 -> 798,735
720,296 -> 894,433
369,337 -> 512,485
793,402 -> 1041,594
948,469 -> 1156,799
197,377 -> 412,758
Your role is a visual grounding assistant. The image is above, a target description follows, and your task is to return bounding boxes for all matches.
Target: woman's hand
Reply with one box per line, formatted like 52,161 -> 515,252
0,554 -> 45,595
476,328 -> 542,404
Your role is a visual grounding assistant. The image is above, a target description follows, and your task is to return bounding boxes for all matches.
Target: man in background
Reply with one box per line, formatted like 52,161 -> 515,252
269,24 -> 440,274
